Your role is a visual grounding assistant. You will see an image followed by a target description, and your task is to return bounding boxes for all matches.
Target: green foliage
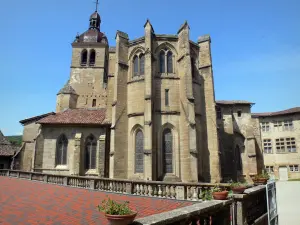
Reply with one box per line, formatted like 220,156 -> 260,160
211,185 -> 225,193
6,135 -> 22,146
254,170 -> 270,179
201,189 -> 212,201
97,197 -> 133,215
229,181 -> 248,188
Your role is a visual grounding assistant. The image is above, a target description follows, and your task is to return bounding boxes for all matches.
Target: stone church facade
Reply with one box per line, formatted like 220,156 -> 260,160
16,9 -> 262,183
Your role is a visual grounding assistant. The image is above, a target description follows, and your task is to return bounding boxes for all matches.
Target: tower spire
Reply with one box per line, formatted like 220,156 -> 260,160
94,0 -> 99,12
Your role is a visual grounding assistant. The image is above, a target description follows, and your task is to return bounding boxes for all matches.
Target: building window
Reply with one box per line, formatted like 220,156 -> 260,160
0,164 -> 4,169
159,49 -> 173,73
237,110 -> 242,117
286,137 -> 297,153
276,138 -> 285,153
216,106 -> 222,120
167,51 -> 173,73
191,57 -> 196,78
92,99 -> 96,107
135,130 -> 144,173
159,51 -> 165,73
165,89 -> 169,106
85,135 -> 97,170
139,54 -> 145,75
133,54 -> 145,77
89,49 -> 96,66
263,139 -> 272,154
56,134 -> 68,166
163,128 -> 173,174
273,121 -> 283,130
284,120 -> 293,131
265,166 -> 274,173
289,165 -> 299,172
81,49 -> 88,66
235,145 -> 242,171
261,122 -> 270,132
133,55 -> 139,76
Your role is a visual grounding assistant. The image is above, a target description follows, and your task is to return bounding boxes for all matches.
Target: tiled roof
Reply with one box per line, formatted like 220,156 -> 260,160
216,100 -> 255,105
0,130 -> 17,156
20,112 -> 55,125
252,107 -> 300,117
37,108 -> 109,125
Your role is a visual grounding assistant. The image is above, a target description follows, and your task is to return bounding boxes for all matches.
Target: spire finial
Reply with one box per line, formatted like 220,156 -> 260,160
94,0 -> 99,12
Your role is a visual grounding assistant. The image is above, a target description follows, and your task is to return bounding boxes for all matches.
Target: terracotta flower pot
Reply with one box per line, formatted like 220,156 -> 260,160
231,186 -> 247,194
212,191 -> 228,200
105,212 -> 137,225
253,178 -> 268,185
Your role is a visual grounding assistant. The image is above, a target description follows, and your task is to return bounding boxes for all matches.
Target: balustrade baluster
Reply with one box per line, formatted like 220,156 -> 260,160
158,185 -> 162,197
153,185 -> 158,196
148,185 -> 152,196
136,184 -> 140,195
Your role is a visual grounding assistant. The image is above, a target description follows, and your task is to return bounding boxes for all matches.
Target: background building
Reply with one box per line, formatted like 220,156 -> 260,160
252,107 -> 300,180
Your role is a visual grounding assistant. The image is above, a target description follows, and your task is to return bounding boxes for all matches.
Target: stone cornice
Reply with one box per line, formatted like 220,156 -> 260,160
155,110 -> 180,115
118,60 -> 128,67
128,112 -> 144,118
143,149 -> 152,155
127,77 -> 145,84
70,66 -> 104,69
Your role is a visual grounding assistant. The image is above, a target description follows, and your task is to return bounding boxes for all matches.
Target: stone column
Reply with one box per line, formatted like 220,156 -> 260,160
177,21 -> 198,182
143,20 -> 154,180
98,134 -> 106,177
72,133 -> 82,176
109,31 -> 129,179
198,35 -> 221,183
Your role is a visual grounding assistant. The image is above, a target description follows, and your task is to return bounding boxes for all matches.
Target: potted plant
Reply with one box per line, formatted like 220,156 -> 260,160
211,185 -> 229,200
253,171 -> 270,185
97,197 -> 137,225
230,182 -> 248,194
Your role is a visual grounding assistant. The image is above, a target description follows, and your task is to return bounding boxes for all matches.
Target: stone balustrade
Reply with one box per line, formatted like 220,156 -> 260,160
0,169 -> 269,225
133,200 -> 233,225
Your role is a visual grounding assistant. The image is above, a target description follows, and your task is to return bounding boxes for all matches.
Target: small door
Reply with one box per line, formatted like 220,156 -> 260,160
279,167 -> 288,181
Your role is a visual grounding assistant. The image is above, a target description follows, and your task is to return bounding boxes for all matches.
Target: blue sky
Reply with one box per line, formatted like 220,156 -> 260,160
0,0 -> 299,135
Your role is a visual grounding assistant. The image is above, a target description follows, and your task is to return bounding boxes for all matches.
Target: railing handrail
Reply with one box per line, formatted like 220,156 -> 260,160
0,169 -> 230,187
133,200 -> 233,225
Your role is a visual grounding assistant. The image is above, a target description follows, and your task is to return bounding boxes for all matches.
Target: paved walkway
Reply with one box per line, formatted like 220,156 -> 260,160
276,181 -> 300,225
0,177 -> 192,225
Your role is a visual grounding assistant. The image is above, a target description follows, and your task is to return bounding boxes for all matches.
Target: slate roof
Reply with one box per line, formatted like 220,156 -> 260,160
216,100 -> 255,105
20,112 -> 55,125
252,107 -> 300,118
37,108 -> 109,125
0,130 -> 17,156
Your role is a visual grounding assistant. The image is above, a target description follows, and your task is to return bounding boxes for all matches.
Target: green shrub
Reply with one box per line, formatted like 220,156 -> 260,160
97,197 -> 133,215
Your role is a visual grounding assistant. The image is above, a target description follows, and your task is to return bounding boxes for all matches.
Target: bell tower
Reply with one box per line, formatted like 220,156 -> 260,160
65,1 -> 109,109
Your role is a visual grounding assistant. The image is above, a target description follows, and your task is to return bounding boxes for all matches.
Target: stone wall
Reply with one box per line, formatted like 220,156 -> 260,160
34,125 -> 107,176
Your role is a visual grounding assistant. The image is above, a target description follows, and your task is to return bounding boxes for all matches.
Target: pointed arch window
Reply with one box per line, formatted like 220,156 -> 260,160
85,135 -> 97,170
89,49 -> 96,66
133,56 -> 139,76
167,51 -> 173,73
159,51 -> 165,73
235,145 -> 242,171
163,128 -> 173,173
159,49 -> 173,73
132,53 -> 145,77
139,54 -> 145,75
81,49 -> 88,66
135,130 -> 144,173
191,57 -> 195,78
56,135 -> 68,165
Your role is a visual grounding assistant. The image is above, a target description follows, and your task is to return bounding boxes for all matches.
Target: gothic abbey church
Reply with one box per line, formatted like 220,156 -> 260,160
16,8 -> 262,183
